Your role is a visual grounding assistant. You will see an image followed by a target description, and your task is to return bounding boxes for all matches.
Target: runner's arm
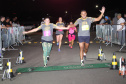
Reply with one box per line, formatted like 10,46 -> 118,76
23,25 -> 42,35
94,6 -> 105,22
54,25 -> 70,30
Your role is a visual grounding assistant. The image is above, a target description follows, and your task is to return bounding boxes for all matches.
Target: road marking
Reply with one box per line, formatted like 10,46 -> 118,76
23,41 -> 102,44
34,42 -> 38,43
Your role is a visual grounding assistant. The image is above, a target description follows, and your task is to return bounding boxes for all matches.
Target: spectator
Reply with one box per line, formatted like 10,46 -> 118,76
112,13 -> 118,25
102,16 -> 111,44
112,13 -> 118,43
12,17 -> 19,24
117,13 -> 125,46
5,17 -> 12,27
0,16 -> 7,29
0,16 -> 6,26
103,16 -> 111,24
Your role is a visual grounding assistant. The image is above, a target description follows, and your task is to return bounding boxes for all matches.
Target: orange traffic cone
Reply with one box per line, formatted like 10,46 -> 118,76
119,57 -> 126,78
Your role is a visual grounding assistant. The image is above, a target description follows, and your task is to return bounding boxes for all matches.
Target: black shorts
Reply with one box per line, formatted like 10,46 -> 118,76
41,39 -> 52,43
56,34 -> 63,36
78,36 -> 90,43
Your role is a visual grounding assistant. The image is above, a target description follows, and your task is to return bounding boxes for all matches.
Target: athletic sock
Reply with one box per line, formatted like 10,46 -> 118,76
81,60 -> 83,63
84,53 -> 86,56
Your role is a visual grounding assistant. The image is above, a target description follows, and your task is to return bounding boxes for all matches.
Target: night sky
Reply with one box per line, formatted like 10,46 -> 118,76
0,0 -> 125,23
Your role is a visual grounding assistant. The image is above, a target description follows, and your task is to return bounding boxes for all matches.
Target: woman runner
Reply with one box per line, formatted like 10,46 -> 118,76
67,22 -> 77,48
23,17 -> 69,67
55,17 -> 65,52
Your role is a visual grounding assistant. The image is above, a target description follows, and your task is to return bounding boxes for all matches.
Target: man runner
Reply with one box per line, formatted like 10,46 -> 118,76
73,6 -> 105,66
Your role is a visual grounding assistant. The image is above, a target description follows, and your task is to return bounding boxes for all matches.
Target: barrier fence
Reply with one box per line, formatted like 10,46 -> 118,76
0,26 -> 3,70
1,26 -> 25,50
95,24 -> 126,51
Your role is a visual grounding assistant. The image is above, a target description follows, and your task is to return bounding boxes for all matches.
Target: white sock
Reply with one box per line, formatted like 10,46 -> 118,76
84,53 -> 86,56
81,60 -> 83,63
47,56 -> 49,57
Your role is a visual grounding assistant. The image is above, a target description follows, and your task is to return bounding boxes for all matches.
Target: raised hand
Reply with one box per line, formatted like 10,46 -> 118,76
99,6 -> 105,14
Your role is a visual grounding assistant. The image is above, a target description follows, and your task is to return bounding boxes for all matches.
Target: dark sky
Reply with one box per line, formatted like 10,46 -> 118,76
0,0 -> 125,22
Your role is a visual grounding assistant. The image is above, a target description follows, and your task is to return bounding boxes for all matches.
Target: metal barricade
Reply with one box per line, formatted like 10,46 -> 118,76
1,26 -> 25,50
0,26 -> 3,70
95,24 -> 126,51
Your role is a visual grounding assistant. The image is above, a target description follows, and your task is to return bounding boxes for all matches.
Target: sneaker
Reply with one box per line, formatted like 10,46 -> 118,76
57,43 -> 59,46
70,46 -> 73,49
44,64 -> 47,67
47,56 -> 49,61
58,48 -> 60,52
69,44 -> 71,47
81,60 -> 84,66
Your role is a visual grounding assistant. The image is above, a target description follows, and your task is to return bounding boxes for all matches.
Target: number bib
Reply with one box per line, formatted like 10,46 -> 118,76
44,30 -> 51,36
82,25 -> 89,31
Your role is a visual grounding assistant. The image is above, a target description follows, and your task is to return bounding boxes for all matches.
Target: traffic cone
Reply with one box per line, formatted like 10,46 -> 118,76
97,46 -> 102,60
6,60 -> 14,78
16,50 -> 26,64
20,50 -> 25,63
110,53 -> 118,70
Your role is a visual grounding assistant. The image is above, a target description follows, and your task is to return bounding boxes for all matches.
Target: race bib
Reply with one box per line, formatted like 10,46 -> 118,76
58,25 -> 63,31
69,28 -> 74,34
58,29 -> 63,31
82,25 -> 89,31
44,30 -> 51,36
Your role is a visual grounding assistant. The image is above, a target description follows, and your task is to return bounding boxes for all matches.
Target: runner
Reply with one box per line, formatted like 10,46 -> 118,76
67,22 -> 77,48
55,17 -> 65,52
23,17 -> 69,67
73,7 -> 105,66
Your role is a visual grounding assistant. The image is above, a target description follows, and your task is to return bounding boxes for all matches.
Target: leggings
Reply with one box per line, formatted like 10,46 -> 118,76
42,42 -> 52,65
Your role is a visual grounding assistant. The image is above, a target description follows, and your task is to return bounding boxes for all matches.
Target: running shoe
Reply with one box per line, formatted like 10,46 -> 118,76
69,44 -> 71,47
47,56 -> 49,61
57,43 -> 59,46
81,60 -> 84,66
70,46 -> 73,49
58,48 -> 60,52
44,64 -> 47,67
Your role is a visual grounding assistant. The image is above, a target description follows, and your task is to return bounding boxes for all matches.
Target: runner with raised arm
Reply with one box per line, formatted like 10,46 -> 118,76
73,7 -> 105,66
23,17 -> 69,67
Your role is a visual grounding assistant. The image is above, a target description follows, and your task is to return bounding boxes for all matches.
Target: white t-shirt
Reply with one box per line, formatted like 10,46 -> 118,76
117,18 -> 125,30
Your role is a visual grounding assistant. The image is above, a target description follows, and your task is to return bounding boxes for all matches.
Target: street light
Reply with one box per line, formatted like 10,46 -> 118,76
96,5 -> 98,8
65,11 -> 68,14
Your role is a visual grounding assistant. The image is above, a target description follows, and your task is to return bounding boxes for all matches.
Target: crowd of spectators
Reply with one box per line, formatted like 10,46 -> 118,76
0,16 -> 19,28
99,13 -> 126,26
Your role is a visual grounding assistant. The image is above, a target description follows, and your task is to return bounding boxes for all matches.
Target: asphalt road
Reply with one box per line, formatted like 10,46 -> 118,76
0,31 -> 126,84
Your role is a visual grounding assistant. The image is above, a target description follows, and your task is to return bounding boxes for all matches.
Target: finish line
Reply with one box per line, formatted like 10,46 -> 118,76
16,63 -> 111,73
